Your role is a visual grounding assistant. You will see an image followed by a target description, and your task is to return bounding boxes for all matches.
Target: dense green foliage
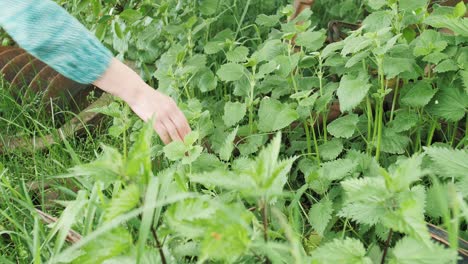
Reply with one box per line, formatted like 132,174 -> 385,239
1,0 -> 467,263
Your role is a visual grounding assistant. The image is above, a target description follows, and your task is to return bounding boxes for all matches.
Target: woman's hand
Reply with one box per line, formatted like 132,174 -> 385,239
128,85 -> 191,144
93,58 -> 191,144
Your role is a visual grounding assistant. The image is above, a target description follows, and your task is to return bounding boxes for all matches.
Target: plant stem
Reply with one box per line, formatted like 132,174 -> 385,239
261,199 -> 271,264
450,121 -> 459,147
310,115 -> 321,163
375,56 -> 385,162
426,119 -> 437,147
304,121 -> 312,154
248,68 -> 256,134
380,229 -> 393,264
151,225 -> 167,264
389,77 -> 399,122
317,56 -> 328,142
262,199 -> 268,243
366,96 -> 373,155
235,0 -> 251,39
465,117 -> 468,148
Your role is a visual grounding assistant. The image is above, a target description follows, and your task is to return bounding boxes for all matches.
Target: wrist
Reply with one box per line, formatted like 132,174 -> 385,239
93,57 -> 147,106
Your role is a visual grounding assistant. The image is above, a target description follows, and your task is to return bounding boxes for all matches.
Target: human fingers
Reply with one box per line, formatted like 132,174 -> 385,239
169,109 -> 192,139
154,120 -> 171,144
162,118 -> 183,142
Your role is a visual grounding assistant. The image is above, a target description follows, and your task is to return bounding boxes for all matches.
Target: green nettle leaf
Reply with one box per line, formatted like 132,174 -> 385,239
198,70 -> 218,92
308,198 -> 333,236
318,138 -> 344,161
299,93 -> 319,107
193,133 -> 297,198
322,41 -> 344,59
182,54 -> 207,75
345,51 -> 370,68
422,52 -> 448,64
163,131 -> 203,164
362,10 -> 392,32
257,39 -> 286,62
388,110 -> 419,133
400,80 -> 436,108
66,145 -> 123,186
389,236 -> 457,264
453,1 -> 467,18
399,0 -> 429,12
433,59 -> 458,73
258,98 -> 299,132
219,127 -> 238,161
412,30 -> 447,57
295,30 -> 326,51
382,182 -> 429,242
461,70 -> 468,93
386,155 -> 425,192
73,228 -> 133,264
311,238 -> 372,264
205,41 -> 224,54
119,9 -> 142,23
274,54 -> 300,78
321,158 -> 358,181
226,46 -> 249,63
238,134 -> 266,156
427,86 -> 468,121
223,102 -> 247,127
383,57 -> 416,79
337,74 -> 372,112
104,184 -> 140,222
255,14 -> 281,27
424,146 -> 468,180
126,120 -> 153,182
165,198 -> 218,238
256,61 -> 278,79
339,177 -> 390,225
183,146 -> 203,165
199,0 -> 219,16
380,128 -> 410,154
201,220 -> 250,262
341,36 -> 373,56
367,0 -> 387,10
423,12 -> 468,36
327,114 -> 359,139
190,170 -> 254,192
425,183 -> 447,219
217,63 -> 246,82
249,132 -> 298,197
164,141 -> 187,161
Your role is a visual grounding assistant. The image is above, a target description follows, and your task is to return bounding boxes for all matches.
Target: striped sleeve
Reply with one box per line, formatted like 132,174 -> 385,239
0,0 -> 112,84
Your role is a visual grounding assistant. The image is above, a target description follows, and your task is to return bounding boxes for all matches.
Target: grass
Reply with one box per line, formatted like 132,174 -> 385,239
0,79 -> 118,261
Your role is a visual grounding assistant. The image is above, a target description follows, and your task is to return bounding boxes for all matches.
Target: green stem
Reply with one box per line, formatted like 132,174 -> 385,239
375,56 -> 385,162
248,67 -> 257,134
465,117 -> 468,148
366,96 -> 373,155
450,121 -> 458,147
317,57 -> 328,142
234,0 -> 251,39
416,124 -> 422,153
389,77 -> 400,122
310,115 -> 321,163
322,113 -> 328,142
426,119 -> 437,147
375,102 -> 384,161
304,121 -> 312,154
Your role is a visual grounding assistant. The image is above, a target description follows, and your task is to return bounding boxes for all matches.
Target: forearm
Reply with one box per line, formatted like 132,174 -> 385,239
0,0 -> 112,84
93,58 -> 147,107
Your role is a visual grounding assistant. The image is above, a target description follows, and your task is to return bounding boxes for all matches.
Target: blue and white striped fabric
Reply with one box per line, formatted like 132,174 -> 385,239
0,0 -> 113,84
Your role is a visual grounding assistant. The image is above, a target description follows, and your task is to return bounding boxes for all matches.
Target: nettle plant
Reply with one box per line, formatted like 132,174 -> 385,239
18,0 -> 467,263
